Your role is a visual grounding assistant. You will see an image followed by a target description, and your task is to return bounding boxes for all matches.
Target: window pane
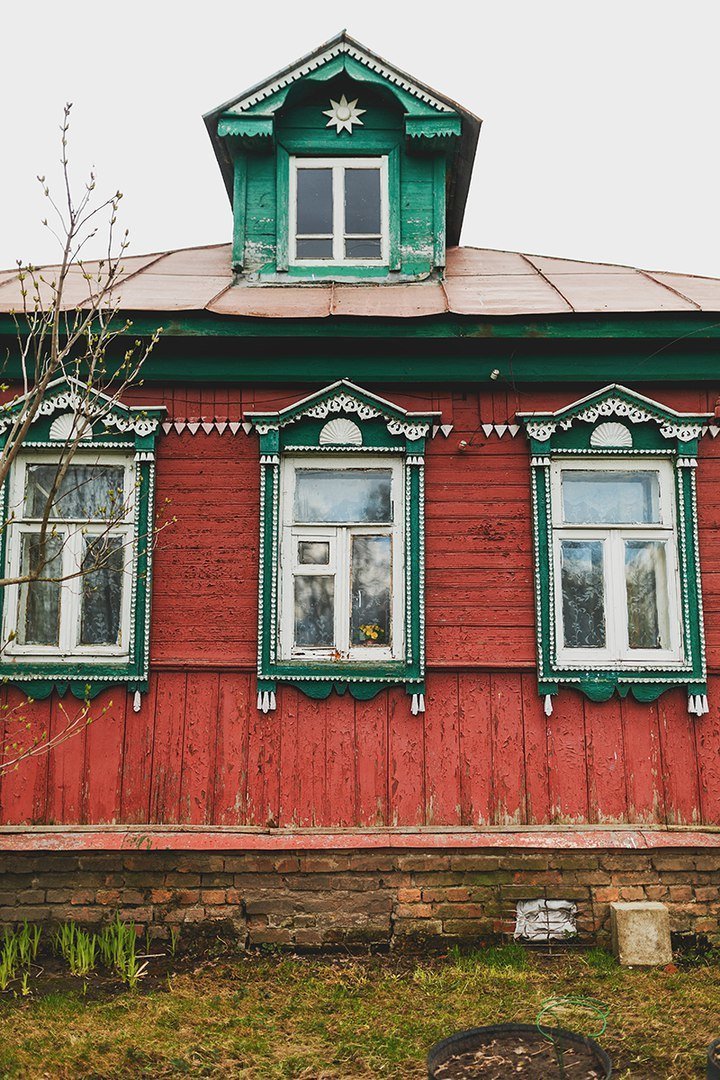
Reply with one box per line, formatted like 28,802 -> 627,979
625,540 -> 670,650
344,168 -> 381,234
298,541 -> 330,565
17,533 -> 63,645
345,238 -> 382,259
294,575 -> 335,647
25,464 -> 125,521
562,471 -> 660,524
294,470 -> 392,524
350,535 -> 391,647
81,536 -> 124,646
560,540 -> 606,648
296,238 -> 333,259
296,168 -> 333,234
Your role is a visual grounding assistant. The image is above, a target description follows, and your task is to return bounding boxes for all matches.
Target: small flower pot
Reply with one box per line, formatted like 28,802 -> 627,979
427,1023 -> 612,1078
708,1037 -> 720,1080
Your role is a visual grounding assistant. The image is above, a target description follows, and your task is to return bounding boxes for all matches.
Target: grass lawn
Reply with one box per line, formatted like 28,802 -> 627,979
0,946 -> 718,1078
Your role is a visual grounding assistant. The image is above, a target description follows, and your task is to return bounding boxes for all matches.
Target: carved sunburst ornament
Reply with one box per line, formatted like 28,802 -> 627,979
323,94 -> 366,134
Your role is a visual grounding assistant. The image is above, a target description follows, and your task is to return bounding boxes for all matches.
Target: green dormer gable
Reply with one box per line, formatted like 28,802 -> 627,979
204,32 -> 481,282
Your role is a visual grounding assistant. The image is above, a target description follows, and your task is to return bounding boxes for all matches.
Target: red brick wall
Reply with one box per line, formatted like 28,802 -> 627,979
1,848 -> 717,948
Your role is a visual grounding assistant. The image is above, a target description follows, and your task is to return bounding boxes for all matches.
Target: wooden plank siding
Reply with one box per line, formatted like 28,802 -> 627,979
1,384 -> 720,828
1,674 -> 719,827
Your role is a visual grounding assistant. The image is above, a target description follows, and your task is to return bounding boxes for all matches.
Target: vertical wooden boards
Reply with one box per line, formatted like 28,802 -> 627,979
657,688 -> 702,825
120,677 -> 158,824
490,673 -> 526,825
0,691 -> 50,824
424,674 -> 461,825
521,674 -> 551,824
83,690 -> 126,824
180,673 -> 220,825
213,673 -> 252,825
325,693 -> 356,827
294,694 -> 328,827
621,696 -> 665,824
586,696 -> 627,824
546,691 -> 589,823
45,696 -> 85,825
458,673 -> 493,825
388,687 -> 425,825
695,675 -> 720,823
149,672 -> 187,824
246,685 -> 281,827
355,693 -> 388,826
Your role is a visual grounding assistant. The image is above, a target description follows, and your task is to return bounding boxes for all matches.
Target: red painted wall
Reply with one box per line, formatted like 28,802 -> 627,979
2,384 -> 719,827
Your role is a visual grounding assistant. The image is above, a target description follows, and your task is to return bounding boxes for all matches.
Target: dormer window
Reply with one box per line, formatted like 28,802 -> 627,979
289,157 -> 388,266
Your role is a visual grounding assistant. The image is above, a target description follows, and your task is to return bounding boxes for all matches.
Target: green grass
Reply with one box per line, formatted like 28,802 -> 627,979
0,950 -> 718,1078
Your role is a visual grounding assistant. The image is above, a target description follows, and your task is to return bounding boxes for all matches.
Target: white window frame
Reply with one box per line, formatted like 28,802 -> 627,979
279,454 -> 404,662
288,156 -> 389,267
550,457 -> 684,667
2,451 -> 136,661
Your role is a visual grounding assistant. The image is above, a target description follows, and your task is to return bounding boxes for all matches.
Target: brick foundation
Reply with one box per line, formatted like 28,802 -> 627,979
0,846 -> 718,949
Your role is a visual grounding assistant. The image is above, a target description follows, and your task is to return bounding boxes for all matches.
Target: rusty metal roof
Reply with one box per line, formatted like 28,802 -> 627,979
2,243 -> 720,318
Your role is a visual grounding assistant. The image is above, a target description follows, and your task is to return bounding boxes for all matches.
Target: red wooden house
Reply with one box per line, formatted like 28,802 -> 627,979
0,33 -> 718,948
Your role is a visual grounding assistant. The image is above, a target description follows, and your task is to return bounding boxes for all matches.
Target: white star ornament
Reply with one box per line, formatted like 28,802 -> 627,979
322,95 -> 366,134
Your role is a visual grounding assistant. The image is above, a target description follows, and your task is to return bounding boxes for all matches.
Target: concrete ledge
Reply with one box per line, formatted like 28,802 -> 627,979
0,826 -> 719,853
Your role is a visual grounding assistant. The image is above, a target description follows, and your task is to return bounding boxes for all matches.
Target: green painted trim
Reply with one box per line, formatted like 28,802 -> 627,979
433,155 -> 446,269
232,155 -> 247,270
218,116 -> 274,139
276,145 -> 289,272
388,146 -> 401,271
252,381 -> 428,704
0,381 -> 162,699
5,312 -> 720,345
4,335 -> 720,386
405,115 -> 462,139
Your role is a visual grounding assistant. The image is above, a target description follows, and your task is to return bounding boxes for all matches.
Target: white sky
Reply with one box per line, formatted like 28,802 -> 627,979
2,0 -> 720,276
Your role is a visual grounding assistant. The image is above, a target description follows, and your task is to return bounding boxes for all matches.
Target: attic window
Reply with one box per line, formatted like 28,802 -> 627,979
289,157 -> 388,266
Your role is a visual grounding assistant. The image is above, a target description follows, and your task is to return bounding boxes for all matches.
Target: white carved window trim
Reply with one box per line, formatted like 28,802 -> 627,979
288,156 -> 389,267
2,450 -> 136,662
550,457 -> 684,668
278,454 -> 404,662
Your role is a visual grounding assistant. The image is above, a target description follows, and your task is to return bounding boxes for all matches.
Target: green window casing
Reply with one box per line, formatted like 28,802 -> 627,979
519,384 -> 710,717
246,380 -> 440,714
0,379 -> 165,707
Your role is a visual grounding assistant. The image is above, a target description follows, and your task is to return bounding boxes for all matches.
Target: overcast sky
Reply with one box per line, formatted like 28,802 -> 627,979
2,0 -> 719,276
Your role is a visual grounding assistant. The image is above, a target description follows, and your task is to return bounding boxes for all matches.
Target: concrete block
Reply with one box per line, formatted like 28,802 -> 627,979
610,901 -> 672,966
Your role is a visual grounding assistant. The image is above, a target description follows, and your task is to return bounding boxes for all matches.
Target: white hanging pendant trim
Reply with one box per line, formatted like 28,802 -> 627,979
688,693 -> 709,716
132,690 -> 142,713
411,693 -> 425,715
544,694 -> 554,717
257,690 -> 277,713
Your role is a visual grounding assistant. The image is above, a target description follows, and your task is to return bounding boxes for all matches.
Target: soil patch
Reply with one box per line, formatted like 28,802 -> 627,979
431,1031 -> 606,1079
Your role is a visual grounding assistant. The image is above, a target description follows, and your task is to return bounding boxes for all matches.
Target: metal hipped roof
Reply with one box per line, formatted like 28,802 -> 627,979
2,244 -> 720,317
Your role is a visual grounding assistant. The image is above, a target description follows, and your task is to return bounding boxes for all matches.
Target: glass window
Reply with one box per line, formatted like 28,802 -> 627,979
80,536 -> 125,646
560,540 -> 606,649
625,540 -> 670,650
5,454 -> 133,658
561,470 -> 660,524
17,533 -> 64,646
553,462 -> 680,663
294,469 -> 392,523
350,535 -> 391,646
282,460 -> 401,659
25,464 -> 126,520
292,158 -> 387,266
